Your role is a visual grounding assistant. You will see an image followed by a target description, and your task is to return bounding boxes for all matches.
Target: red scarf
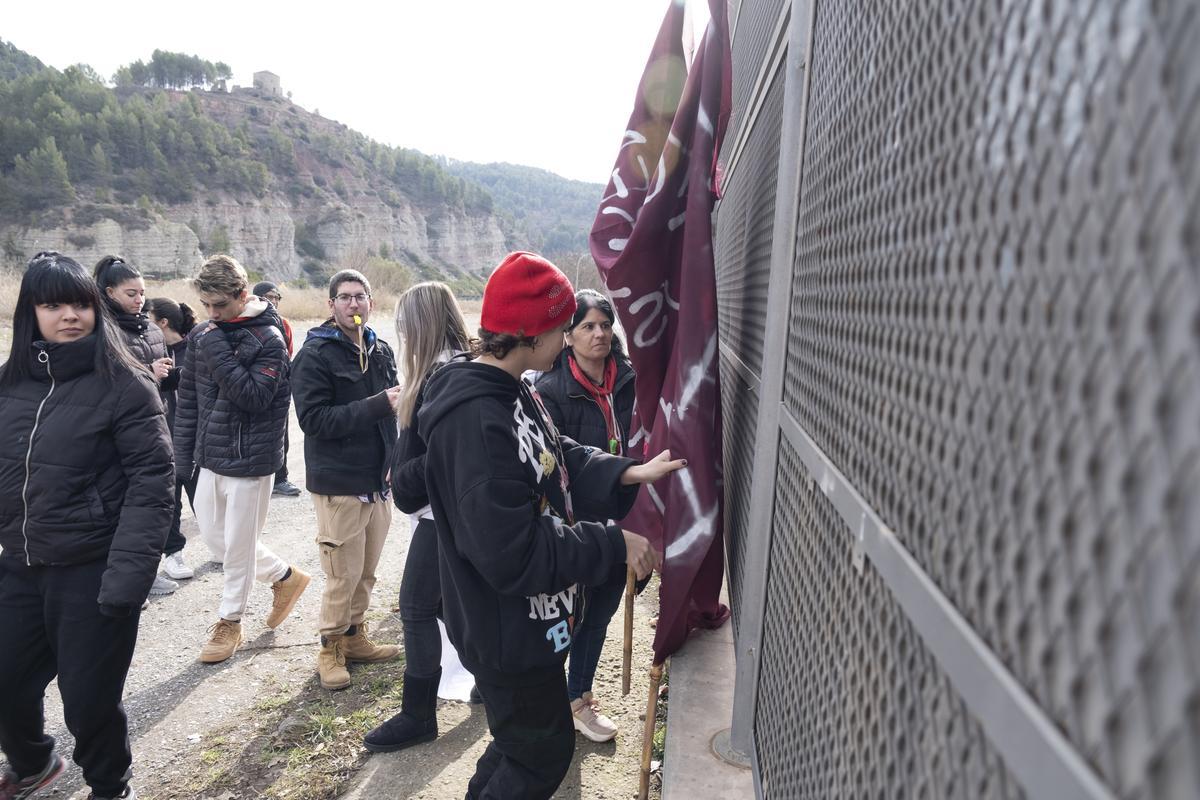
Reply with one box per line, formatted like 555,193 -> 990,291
567,353 -> 622,455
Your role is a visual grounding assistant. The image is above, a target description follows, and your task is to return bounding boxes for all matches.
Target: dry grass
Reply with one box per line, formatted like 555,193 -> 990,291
166,623 -> 410,800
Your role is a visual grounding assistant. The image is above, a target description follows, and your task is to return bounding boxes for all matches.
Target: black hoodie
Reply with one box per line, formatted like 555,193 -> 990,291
419,360 -> 639,685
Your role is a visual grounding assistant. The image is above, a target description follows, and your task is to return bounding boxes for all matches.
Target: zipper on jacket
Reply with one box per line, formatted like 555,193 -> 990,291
21,348 -> 56,566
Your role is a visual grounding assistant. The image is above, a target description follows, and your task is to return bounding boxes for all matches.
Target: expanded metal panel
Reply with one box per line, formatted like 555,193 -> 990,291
722,0 -> 788,169
756,440 -> 1025,799
716,62 -> 786,379
776,1 -> 1200,797
719,348 -> 759,636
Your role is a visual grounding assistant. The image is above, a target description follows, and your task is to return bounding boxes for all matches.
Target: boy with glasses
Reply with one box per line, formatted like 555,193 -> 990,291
290,270 -> 403,689
175,256 -> 311,664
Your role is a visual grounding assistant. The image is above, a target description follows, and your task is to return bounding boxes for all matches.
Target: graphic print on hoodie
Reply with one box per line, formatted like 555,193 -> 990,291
419,361 -> 639,683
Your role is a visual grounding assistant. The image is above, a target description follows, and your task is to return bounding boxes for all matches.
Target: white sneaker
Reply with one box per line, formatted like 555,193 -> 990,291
162,551 -> 194,580
149,575 -> 178,595
571,693 -> 618,742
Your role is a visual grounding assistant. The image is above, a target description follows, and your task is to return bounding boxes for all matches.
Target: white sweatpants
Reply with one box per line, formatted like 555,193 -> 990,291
193,469 -> 289,621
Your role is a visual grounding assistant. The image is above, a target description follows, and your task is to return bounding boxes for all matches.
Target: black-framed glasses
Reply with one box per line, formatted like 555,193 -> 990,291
334,293 -> 370,304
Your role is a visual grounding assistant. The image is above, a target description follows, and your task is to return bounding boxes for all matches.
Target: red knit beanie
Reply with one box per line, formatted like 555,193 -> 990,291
481,252 -> 577,337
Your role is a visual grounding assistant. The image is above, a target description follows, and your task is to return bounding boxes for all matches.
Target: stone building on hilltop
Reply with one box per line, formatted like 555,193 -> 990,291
253,71 -> 281,96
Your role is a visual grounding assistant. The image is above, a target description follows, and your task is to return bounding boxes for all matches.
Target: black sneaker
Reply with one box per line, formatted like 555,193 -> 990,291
88,787 -> 136,800
0,753 -> 65,800
272,480 -> 301,497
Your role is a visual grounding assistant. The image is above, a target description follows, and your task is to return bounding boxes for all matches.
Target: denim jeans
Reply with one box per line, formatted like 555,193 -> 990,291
566,571 -> 626,701
399,517 -> 441,677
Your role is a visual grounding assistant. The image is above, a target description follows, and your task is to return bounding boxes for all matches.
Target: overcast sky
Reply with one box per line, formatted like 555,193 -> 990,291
3,0 -> 710,184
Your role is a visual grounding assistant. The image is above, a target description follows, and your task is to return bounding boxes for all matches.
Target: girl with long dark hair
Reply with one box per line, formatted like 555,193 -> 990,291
534,288 -> 637,742
364,281 -> 473,753
94,256 -> 172,382
95,256 -> 178,595
148,297 -> 199,581
0,252 -> 174,800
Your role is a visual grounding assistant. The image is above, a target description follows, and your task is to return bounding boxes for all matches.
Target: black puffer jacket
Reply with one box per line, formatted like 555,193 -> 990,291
111,307 -> 167,370
0,335 -> 175,614
159,337 -> 188,432
173,300 -> 291,479
291,321 -> 398,495
535,350 -> 636,463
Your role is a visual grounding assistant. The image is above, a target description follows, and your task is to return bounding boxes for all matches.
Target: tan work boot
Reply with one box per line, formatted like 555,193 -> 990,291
199,619 -> 243,664
343,621 -> 401,663
318,635 -> 351,690
266,566 -> 311,628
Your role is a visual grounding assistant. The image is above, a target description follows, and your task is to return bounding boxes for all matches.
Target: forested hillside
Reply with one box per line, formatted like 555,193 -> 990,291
0,45 -> 490,221
0,41 -> 599,286
446,160 -> 603,256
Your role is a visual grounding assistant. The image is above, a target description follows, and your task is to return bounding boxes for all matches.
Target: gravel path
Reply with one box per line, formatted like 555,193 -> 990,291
21,317 -> 662,800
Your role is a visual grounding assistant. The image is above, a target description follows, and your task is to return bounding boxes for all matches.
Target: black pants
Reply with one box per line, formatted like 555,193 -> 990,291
275,427 -> 290,485
399,517 -> 441,677
0,557 -> 140,797
467,669 -> 575,800
164,469 -> 197,556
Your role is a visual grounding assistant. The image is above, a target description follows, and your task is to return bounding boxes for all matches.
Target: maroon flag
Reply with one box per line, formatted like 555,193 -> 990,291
590,0 -> 731,663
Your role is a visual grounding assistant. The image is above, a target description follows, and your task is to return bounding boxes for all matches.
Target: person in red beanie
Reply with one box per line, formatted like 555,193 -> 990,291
417,252 -> 683,799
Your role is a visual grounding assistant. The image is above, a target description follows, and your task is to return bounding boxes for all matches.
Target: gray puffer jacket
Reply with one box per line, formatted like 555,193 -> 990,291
173,299 -> 291,479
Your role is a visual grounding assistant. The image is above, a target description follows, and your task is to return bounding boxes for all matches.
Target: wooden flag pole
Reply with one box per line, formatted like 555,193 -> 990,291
622,567 -> 636,695
639,662 -> 665,800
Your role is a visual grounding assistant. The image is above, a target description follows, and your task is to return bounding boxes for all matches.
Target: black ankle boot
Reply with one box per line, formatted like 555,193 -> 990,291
363,669 -> 441,753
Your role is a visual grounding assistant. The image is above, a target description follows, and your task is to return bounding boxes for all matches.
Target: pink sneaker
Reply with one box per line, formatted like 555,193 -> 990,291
571,692 -> 618,742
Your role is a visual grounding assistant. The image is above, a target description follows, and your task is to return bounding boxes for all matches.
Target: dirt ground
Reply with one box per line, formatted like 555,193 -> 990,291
19,317 -> 665,800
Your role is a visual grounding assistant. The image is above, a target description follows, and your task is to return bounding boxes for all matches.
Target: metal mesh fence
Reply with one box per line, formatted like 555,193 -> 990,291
716,52 -> 787,634
716,62 -> 786,379
719,349 -> 758,636
716,0 -> 1200,797
723,0 -> 789,168
757,440 -> 1026,799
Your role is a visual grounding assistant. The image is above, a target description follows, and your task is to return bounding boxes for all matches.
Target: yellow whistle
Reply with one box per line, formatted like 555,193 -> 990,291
352,315 -> 363,326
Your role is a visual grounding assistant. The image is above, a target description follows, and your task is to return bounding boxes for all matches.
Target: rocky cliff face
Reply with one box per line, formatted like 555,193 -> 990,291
3,216 -> 202,277
1,193 -> 508,281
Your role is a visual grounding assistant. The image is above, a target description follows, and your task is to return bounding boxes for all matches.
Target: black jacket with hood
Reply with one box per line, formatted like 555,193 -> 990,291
290,321 -> 398,496
173,299 -> 291,479
110,306 -> 168,370
0,335 -> 175,614
535,350 -> 636,466
418,360 -> 639,685
159,337 -> 188,432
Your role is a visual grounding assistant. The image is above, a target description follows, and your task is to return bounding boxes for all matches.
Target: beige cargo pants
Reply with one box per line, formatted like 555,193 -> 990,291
312,493 -> 393,637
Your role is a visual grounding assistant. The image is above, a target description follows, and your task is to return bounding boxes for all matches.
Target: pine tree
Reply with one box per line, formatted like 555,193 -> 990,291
12,138 -> 74,209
